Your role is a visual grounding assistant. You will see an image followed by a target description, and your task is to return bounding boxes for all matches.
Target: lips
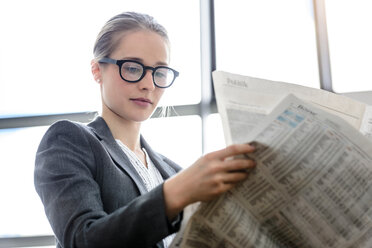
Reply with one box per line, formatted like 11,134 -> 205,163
130,97 -> 153,104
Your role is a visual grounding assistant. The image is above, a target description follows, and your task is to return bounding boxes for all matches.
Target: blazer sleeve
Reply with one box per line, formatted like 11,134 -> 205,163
34,120 -> 179,248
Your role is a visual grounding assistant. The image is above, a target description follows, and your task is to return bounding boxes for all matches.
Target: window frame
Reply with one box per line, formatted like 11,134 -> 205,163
0,0 -> 336,246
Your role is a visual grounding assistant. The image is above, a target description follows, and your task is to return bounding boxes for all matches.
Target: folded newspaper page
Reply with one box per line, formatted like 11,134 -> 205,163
212,71 -> 372,145
171,72 -> 372,248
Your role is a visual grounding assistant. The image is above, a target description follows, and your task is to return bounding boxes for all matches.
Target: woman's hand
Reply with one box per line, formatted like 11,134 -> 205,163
163,143 -> 256,220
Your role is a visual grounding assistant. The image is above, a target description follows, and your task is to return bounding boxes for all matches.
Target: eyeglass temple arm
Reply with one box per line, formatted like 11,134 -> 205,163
98,57 -> 117,64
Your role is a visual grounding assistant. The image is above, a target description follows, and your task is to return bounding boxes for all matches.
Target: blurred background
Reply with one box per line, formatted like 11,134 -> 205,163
0,0 -> 371,247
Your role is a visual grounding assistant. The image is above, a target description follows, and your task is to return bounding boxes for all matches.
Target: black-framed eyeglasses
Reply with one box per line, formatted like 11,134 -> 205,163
99,57 -> 179,88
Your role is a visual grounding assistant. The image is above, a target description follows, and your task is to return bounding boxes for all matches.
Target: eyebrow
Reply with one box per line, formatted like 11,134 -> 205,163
121,57 -> 168,66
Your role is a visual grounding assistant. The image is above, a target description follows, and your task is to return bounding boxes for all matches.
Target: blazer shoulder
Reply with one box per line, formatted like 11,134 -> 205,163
36,119 -> 99,181
45,119 -> 93,137
38,119 -> 97,153
49,119 -> 87,131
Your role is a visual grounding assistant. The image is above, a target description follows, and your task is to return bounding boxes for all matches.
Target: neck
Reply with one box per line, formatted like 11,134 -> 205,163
101,106 -> 142,151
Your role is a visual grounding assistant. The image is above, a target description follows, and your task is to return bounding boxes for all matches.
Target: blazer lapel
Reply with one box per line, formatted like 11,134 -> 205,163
140,135 -> 176,179
88,117 -> 147,195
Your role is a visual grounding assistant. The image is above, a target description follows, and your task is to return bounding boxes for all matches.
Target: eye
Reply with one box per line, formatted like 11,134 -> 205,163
155,70 -> 167,78
123,64 -> 142,74
120,61 -> 144,81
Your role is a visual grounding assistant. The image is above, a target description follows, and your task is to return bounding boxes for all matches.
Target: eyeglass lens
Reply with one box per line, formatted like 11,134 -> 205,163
121,61 -> 175,87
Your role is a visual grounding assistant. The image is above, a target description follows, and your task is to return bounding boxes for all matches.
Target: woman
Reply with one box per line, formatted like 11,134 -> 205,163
34,12 -> 256,248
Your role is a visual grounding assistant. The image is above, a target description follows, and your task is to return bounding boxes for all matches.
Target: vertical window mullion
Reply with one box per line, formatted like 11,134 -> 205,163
313,0 -> 333,92
200,0 -> 217,154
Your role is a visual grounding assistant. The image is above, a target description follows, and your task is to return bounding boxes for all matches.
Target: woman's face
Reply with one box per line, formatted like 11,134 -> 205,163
99,30 -> 169,123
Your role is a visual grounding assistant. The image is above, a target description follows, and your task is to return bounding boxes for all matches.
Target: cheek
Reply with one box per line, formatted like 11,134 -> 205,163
101,79 -> 127,106
154,89 -> 165,103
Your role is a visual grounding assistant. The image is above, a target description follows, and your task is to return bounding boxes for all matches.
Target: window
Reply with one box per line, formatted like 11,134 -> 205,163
2,0 -> 371,247
0,0 -> 201,242
0,0 -> 200,117
0,127 -> 52,237
215,0 -> 319,88
325,0 -> 372,92
205,113 -> 225,153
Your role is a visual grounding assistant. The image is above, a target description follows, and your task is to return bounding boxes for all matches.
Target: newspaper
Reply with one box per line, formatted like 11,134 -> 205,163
170,71 -> 372,248
361,106 -> 372,140
212,71 -> 372,145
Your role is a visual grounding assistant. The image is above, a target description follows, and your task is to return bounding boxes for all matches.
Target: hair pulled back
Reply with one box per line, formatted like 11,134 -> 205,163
93,12 -> 169,61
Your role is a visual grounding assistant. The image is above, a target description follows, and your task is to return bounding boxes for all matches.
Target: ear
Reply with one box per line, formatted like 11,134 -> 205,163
91,59 -> 102,84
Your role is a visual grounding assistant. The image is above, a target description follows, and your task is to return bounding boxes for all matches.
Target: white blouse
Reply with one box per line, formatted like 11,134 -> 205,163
116,139 -> 175,247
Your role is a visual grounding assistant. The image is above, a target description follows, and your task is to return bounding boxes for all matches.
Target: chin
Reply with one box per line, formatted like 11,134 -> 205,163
131,114 -> 152,123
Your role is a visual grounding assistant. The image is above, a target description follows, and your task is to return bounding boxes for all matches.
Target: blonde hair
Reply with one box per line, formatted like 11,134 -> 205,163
93,11 -> 169,61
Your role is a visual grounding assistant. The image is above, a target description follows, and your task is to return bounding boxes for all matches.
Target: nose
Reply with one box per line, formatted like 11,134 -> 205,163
138,70 -> 155,91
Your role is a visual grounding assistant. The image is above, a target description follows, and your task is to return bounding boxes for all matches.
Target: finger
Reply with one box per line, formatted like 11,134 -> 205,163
222,171 -> 250,184
206,144 -> 255,160
221,159 -> 256,172
214,181 -> 240,194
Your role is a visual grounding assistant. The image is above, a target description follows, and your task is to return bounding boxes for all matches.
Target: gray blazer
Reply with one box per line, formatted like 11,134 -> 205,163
34,116 -> 182,248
